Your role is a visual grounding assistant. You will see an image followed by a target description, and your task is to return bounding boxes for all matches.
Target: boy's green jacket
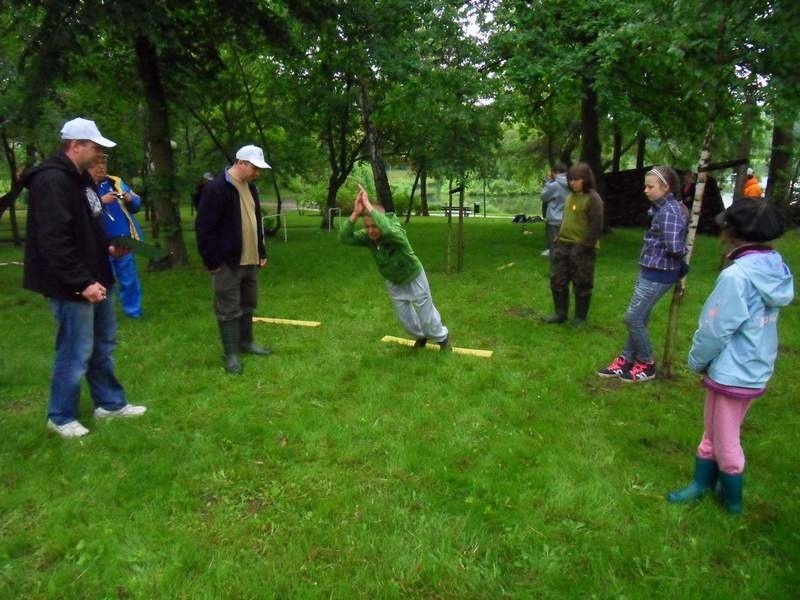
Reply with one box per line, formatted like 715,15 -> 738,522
339,210 -> 423,284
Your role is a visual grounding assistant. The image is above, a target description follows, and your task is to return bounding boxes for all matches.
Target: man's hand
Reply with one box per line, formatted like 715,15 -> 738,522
259,258 -> 268,268
358,184 -> 374,213
81,282 -> 107,303
100,191 -> 118,205
350,190 -> 363,222
108,244 -> 130,259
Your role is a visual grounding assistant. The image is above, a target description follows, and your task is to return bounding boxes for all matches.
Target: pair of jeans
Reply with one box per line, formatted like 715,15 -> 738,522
48,291 -> 127,425
110,253 -> 142,317
622,274 -> 674,363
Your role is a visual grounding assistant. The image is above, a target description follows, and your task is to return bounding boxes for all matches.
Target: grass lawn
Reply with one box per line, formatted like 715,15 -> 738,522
1,212 -> 799,598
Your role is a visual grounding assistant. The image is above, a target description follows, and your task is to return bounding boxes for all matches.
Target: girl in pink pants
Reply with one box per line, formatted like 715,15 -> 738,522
667,198 -> 793,514
696,384 -> 762,476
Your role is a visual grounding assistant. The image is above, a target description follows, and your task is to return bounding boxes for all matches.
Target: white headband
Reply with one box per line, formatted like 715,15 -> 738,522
647,168 -> 669,187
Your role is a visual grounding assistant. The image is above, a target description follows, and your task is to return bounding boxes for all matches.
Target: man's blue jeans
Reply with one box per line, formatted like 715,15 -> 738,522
622,275 -> 675,363
48,290 -> 127,425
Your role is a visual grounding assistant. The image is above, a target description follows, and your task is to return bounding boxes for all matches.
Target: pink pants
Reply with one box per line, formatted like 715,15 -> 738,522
696,389 -> 753,475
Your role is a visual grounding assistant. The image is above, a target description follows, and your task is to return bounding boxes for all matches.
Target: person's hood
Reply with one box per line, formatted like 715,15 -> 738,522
735,250 -> 794,308
21,152 -> 81,188
554,173 -> 568,188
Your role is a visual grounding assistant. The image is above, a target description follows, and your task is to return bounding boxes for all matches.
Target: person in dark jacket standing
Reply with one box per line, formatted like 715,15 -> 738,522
23,117 -> 147,438
195,145 -> 272,374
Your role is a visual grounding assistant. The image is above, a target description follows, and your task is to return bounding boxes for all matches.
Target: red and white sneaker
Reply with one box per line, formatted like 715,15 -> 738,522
597,355 -> 631,378
620,360 -> 657,383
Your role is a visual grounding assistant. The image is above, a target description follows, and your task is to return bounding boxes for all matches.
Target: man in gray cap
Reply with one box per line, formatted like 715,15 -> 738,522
22,117 -> 147,438
195,145 -> 272,374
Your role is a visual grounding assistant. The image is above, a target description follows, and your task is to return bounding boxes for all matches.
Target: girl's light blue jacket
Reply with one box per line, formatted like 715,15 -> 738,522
689,248 -> 794,388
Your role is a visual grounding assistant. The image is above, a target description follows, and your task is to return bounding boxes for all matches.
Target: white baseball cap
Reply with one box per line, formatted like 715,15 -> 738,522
235,145 -> 270,169
60,118 -> 116,147
746,167 -> 754,176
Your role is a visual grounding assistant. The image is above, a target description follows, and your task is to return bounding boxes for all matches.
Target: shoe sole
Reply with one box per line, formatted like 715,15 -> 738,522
47,424 -> 89,437
596,372 -> 622,378
620,375 -> 656,383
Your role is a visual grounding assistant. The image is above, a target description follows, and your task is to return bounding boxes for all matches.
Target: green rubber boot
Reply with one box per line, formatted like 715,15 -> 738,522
666,457 -> 719,504
718,472 -> 743,515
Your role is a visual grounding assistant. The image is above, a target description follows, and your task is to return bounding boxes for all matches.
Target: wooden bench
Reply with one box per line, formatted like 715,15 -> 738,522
442,205 -> 472,218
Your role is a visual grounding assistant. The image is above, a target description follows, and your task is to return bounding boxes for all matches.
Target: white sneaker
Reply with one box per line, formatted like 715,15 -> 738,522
47,419 -> 89,438
540,249 -> 550,256
93,404 -> 148,419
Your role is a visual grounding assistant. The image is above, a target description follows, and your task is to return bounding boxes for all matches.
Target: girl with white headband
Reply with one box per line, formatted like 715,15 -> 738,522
597,166 -> 689,382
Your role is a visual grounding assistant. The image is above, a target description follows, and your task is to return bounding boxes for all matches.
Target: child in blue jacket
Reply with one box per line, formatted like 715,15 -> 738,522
667,198 -> 794,514
88,155 -> 145,318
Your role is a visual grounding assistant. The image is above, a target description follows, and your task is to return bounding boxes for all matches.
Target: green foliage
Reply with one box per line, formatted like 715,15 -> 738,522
1,1 -> 798,243
2,214 -> 799,596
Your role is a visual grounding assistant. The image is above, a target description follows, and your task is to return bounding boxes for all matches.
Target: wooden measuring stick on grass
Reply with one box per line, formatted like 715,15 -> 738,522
252,317 -> 321,327
381,335 -> 493,358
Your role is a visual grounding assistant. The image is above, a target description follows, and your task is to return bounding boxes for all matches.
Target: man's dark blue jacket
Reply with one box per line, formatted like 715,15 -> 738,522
195,170 -> 266,271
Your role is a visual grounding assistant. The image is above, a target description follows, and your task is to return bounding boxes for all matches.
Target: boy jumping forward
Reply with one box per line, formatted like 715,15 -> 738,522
340,185 -> 451,351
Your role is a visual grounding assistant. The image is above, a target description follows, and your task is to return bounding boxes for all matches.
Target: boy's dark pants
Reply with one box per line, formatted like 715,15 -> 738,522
550,241 -> 596,320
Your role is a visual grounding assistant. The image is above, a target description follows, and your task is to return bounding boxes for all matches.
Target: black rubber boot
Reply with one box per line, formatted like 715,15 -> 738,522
218,319 -> 242,374
542,289 -> 569,323
572,293 -> 591,327
239,312 -> 273,356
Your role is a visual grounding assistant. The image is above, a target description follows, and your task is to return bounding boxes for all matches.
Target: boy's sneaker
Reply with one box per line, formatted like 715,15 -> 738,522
620,360 -> 657,383
413,338 -> 428,349
438,337 -> 453,352
47,419 -> 89,438
93,404 -> 148,419
597,355 -> 630,378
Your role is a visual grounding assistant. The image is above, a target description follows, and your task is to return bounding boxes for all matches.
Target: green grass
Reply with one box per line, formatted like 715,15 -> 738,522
1,213 -> 799,598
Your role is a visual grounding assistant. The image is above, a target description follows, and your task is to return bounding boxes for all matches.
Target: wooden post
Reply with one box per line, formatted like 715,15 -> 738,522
662,123 -> 714,376
457,180 -> 465,272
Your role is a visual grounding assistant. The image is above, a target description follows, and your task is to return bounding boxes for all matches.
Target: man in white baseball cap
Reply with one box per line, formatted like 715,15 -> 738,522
60,117 -> 117,148
235,144 -> 270,169
21,117 -> 146,437
195,145 -> 273,374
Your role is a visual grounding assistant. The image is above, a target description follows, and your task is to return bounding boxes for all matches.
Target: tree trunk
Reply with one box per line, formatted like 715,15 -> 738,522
579,74 -> 602,189
732,90 -> 758,201
323,172 -> 346,229
134,34 -> 188,268
636,132 -> 646,170
420,167 -> 429,216
404,167 -> 421,224
611,124 -> 622,172
765,114 -> 795,206
0,129 -> 27,244
234,49 -> 283,237
358,78 -> 394,212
